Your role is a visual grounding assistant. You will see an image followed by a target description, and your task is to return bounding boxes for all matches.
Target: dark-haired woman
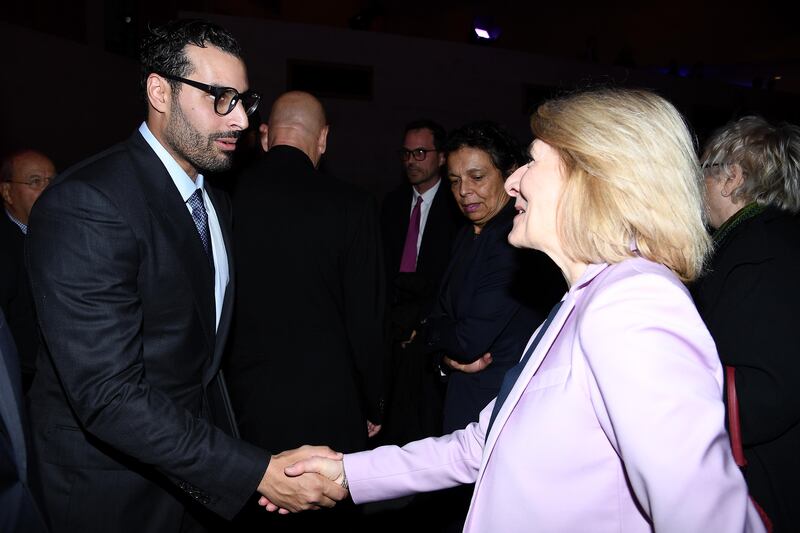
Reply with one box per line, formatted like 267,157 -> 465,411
415,121 -> 564,435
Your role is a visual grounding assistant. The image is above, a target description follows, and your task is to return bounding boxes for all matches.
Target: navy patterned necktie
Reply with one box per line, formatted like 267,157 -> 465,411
486,300 -> 564,439
188,189 -> 213,266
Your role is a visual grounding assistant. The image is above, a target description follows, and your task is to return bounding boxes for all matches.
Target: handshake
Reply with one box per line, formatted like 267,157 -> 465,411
256,445 -> 349,514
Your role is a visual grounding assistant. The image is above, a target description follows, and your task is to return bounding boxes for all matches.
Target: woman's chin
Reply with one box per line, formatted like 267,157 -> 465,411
507,231 -> 525,249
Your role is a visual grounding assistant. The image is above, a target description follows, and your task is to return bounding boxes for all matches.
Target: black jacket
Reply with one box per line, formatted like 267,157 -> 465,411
0,211 -> 37,390
226,145 -> 385,454
0,309 -> 48,532
380,180 -> 465,337
692,206 -> 800,532
424,200 -> 565,432
26,131 -> 267,532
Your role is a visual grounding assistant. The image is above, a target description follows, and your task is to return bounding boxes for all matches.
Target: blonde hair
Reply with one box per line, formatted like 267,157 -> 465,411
702,115 -> 800,213
531,88 -> 710,282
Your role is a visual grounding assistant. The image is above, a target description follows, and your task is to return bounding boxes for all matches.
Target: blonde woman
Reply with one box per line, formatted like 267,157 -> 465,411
275,89 -> 766,532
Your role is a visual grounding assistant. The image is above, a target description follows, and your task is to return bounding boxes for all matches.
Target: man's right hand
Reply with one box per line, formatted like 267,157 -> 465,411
256,445 -> 347,514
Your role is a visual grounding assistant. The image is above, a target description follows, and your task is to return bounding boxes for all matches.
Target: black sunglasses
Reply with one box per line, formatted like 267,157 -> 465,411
158,72 -> 261,116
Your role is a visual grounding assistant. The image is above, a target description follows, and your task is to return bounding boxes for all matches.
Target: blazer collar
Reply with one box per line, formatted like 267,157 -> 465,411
478,262 -> 610,480
127,131 -> 218,354
203,187 -> 235,386
437,199 -> 516,296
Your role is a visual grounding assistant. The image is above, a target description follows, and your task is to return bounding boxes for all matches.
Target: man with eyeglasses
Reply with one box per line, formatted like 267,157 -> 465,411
378,120 -> 464,446
0,149 -> 54,393
24,19 -> 345,533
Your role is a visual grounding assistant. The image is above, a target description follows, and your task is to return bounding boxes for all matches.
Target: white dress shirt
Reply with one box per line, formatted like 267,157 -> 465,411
411,178 -> 442,256
138,122 -> 229,331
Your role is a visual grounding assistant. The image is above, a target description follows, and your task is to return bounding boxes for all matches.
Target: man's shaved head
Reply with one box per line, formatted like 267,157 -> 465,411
264,91 -> 329,166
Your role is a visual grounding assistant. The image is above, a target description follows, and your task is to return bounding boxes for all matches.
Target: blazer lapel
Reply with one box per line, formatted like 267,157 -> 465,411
436,226 -> 470,314
203,187 -> 234,386
478,263 -> 611,483
127,132 -> 216,353
417,183 -> 445,263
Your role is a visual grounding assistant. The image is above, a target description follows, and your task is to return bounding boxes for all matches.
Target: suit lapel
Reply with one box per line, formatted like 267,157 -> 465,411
389,186 -> 414,268
203,187 -> 234,386
436,226 -> 470,314
417,183 -> 445,266
447,201 -> 510,315
477,263 -> 610,484
127,133 -> 216,353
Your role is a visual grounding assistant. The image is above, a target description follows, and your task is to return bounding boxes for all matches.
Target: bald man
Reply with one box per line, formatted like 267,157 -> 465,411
0,149 -> 55,391
226,91 -> 385,531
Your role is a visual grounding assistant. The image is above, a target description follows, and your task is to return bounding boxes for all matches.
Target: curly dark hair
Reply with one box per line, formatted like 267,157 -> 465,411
139,19 -> 242,100
442,121 -> 529,178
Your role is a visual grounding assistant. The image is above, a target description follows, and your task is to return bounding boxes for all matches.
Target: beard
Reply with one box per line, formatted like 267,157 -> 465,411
165,101 -> 240,174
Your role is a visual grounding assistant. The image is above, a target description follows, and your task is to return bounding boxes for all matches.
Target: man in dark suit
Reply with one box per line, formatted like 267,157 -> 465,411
379,120 -> 464,444
225,91 -> 385,530
0,309 -> 48,532
381,120 -> 464,330
0,149 -> 55,392
25,20 -> 345,533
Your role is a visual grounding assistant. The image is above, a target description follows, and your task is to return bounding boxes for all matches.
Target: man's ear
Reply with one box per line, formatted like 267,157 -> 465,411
0,182 -> 11,204
259,124 -> 269,152
146,73 -> 171,114
317,125 -> 329,156
437,151 -> 445,167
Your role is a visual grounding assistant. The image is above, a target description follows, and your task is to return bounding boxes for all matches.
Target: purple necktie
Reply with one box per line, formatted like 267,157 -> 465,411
399,195 -> 423,273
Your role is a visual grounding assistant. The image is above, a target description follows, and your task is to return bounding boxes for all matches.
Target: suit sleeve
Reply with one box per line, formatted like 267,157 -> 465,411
424,238 -> 522,363
701,258 -> 800,446
26,180 -> 267,519
578,271 -> 763,532
343,194 -> 386,423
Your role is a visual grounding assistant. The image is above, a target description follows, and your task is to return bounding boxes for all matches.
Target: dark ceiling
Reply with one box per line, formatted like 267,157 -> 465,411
4,0 -> 799,92
189,0 -> 800,91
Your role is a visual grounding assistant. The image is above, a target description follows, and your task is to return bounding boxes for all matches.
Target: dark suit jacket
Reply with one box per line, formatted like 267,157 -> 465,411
423,200 -> 565,432
0,309 -> 48,532
0,212 -> 37,390
25,131 -> 268,533
692,206 -> 800,532
226,145 -> 385,455
380,180 -> 464,335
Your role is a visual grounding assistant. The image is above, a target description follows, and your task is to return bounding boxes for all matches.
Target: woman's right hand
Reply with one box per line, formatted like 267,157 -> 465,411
443,352 -> 493,373
400,329 -> 417,349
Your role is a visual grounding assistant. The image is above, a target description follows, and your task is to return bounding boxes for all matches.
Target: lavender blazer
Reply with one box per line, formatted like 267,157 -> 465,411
344,258 -> 765,532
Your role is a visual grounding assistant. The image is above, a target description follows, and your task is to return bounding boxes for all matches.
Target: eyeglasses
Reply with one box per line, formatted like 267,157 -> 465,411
158,72 -> 261,116
4,176 -> 52,190
398,148 -> 437,161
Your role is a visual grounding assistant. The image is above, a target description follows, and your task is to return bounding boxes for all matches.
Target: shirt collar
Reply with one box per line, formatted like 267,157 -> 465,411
413,177 -> 441,203
139,122 -> 204,202
5,210 -> 27,234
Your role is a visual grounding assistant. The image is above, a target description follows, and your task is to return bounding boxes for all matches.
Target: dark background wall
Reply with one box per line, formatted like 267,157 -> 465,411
2,8 -> 798,198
